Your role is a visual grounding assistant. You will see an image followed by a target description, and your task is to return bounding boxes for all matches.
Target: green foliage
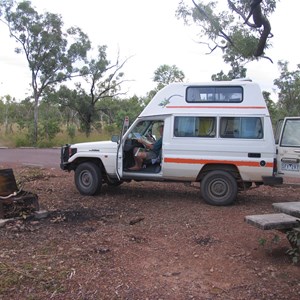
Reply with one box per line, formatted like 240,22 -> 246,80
67,125 -> 76,140
104,123 -> 118,135
212,59 -> 247,81
50,45 -> 130,137
14,135 -> 29,147
39,119 -> 61,141
0,0 -> 91,144
258,234 -> 280,251
286,229 -> 300,264
177,0 -> 278,63
258,237 -> 267,246
262,91 -> 283,125
153,64 -> 185,90
38,99 -> 62,141
274,61 -> 300,116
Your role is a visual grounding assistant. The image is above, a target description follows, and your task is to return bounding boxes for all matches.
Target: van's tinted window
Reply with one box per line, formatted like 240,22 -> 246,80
174,117 -> 216,137
186,86 -> 243,103
220,117 -> 263,139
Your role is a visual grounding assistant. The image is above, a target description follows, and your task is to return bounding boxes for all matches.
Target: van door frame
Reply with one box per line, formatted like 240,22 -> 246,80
276,117 -> 300,177
117,117 -> 167,180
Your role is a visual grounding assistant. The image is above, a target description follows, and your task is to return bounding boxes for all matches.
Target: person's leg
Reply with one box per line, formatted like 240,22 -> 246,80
129,150 -> 147,170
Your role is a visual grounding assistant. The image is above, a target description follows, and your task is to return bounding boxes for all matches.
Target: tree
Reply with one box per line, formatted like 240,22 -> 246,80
52,46 -> 129,136
212,59 -> 247,81
177,0 -> 277,64
14,97 -> 34,131
262,90 -> 282,124
0,0 -> 91,144
143,64 -> 186,105
153,64 -> 185,90
39,99 -> 62,142
78,46 -> 130,135
0,95 -> 17,134
274,61 -> 300,116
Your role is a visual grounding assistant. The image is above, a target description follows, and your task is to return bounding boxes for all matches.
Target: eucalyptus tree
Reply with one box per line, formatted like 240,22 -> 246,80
211,59 -> 247,81
143,64 -> 186,105
77,46 -> 129,135
0,0 -> 91,144
53,46 -> 130,136
177,0 -> 278,64
274,61 -> 300,116
96,95 -> 144,128
153,64 -> 185,90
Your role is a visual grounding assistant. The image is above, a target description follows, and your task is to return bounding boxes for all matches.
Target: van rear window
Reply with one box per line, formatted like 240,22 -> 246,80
186,86 -> 243,103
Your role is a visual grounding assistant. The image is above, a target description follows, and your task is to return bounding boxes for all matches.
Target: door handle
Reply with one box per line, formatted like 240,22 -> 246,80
294,150 -> 300,153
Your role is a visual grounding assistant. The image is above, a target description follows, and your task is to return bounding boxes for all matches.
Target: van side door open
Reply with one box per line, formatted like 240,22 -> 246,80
276,117 -> 300,177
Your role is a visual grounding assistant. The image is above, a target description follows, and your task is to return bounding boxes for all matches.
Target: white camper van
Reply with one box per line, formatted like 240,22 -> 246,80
61,79 -> 289,206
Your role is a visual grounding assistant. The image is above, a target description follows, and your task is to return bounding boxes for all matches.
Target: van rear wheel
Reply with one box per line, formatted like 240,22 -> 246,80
75,162 -> 102,195
201,170 -> 237,206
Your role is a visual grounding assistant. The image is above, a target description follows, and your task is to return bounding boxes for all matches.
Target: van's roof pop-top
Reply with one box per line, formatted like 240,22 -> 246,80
141,79 -> 269,117
60,80 -> 300,206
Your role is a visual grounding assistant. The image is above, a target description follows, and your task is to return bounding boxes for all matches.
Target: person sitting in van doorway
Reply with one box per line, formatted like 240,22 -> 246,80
129,124 -> 164,171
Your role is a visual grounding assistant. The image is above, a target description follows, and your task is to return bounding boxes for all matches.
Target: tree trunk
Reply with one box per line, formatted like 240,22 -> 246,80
33,96 -> 39,145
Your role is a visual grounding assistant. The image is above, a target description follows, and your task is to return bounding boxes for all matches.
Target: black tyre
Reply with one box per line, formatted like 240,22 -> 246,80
75,162 -> 102,195
200,170 -> 237,206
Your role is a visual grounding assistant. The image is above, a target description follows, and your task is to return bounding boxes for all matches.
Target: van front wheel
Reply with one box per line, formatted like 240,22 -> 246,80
201,170 -> 237,206
75,162 -> 102,195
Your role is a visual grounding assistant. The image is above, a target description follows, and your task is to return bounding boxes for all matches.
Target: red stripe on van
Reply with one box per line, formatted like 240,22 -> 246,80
166,105 -> 266,109
164,157 -> 273,168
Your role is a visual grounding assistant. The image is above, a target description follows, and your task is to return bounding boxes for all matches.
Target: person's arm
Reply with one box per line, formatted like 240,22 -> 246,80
137,138 -> 154,149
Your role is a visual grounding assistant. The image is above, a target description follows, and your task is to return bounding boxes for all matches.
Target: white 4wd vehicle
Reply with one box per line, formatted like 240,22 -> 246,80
60,80 -> 299,206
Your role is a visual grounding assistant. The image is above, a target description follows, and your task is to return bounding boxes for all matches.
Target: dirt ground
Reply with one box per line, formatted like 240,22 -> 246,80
0,165 -> 300,300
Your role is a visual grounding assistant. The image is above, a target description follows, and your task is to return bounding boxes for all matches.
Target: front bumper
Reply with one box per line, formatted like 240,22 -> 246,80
60,145 -> 69,170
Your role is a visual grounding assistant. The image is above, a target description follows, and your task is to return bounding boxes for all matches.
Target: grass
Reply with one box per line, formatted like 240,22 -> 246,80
0,125 -> 118,148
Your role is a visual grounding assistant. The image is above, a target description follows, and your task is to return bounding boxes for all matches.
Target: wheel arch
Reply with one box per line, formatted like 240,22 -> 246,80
196,163 -> 241,182
71,157 -> 106,175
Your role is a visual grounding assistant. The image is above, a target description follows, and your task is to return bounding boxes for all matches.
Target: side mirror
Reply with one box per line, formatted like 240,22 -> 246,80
111,135 -> 119,143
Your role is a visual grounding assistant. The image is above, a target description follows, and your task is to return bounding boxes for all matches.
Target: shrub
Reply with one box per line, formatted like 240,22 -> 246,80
286,229 -> 300,264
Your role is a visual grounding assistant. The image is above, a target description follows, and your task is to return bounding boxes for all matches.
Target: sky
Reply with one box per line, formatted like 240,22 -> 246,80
0,0 -> 299,100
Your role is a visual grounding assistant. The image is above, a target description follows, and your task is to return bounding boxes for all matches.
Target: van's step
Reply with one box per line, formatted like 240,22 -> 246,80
262,176 -> 283,186
245,213 -> 300,230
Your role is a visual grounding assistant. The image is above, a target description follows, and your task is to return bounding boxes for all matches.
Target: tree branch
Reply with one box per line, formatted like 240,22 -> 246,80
228,0 -> 272,58
227,0 -> 257,28
192,0 -> 235,48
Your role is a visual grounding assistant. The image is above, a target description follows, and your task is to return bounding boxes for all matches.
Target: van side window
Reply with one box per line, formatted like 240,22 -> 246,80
220,117 -> 263,139
186,86 -> 243,103
174,117 -> 216,137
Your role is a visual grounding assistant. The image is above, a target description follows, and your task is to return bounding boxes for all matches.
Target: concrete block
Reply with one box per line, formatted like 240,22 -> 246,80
245,213 -> 300,230
273,202 -> 300,218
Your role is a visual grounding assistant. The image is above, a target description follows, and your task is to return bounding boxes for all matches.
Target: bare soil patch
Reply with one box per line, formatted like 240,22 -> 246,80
0,165 -> 300,299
